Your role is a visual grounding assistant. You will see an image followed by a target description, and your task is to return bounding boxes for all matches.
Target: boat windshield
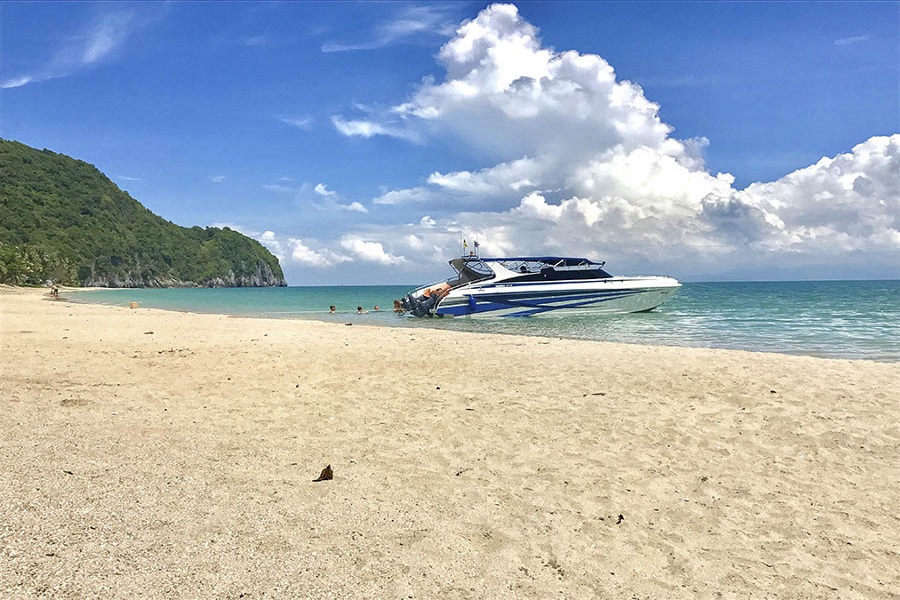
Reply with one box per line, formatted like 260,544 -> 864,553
447,258 -> 495,286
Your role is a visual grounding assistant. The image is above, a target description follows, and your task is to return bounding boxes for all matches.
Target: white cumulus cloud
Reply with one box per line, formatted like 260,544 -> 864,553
258,231 -> 354,268
258,230 -> 285,261
314,183 -> 336,197
333,116 -> 396,139
342,201 -> 368,213
261,3 -> 898,282
291,239 -> 352,267
339,237 -> 405,265
320,3 -> 898,280
701,135 -> 900,256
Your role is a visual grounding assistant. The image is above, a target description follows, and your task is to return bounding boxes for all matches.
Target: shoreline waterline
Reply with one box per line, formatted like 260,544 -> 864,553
68,280 -> 900,362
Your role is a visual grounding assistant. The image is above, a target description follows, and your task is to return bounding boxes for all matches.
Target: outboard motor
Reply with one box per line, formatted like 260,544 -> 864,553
403,293 -> 432,317
422,294 -> 439,311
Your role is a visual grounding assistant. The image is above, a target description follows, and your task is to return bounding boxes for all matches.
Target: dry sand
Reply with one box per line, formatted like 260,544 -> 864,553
2,285 -> 899,599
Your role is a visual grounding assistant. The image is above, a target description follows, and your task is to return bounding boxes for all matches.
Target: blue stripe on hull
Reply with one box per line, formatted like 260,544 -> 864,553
436,288 -> 659,317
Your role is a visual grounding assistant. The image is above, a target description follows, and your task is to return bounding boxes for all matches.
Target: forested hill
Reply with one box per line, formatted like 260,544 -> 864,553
0,139 -> 286,287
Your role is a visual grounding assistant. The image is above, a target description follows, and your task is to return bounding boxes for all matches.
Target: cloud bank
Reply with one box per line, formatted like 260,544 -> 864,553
272,3 -> 898,281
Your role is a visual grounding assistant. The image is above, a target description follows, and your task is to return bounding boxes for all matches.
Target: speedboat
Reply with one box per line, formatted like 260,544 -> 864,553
400,256 -> 681,318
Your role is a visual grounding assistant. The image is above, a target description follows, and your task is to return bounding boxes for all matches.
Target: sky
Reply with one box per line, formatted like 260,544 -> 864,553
1,1 -> 898,285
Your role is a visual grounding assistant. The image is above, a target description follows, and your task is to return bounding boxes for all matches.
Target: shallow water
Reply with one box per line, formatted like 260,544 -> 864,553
73,280 -> 900,362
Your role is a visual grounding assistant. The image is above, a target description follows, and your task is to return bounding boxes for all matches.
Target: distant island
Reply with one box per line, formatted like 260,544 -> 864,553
0,139 -> 286,287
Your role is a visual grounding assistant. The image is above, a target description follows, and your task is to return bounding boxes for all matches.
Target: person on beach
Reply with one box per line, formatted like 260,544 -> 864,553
393,299 -> 404,313
329,305 -> 336,313
373,305 -> 380,311
357,306 -> 367,314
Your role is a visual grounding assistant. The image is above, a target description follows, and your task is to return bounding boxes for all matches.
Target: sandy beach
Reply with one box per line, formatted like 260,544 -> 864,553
2,286 -> 898,599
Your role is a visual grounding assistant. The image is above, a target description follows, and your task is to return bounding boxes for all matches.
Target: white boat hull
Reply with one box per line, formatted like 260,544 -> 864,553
433,276 -> 681,317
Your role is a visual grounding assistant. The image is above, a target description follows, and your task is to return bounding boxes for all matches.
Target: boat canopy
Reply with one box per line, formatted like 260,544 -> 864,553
478,256 -> 604,267
449,256 -> 613,283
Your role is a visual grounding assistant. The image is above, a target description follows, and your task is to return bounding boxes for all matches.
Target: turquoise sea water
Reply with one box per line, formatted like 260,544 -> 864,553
72,280 -> 900,362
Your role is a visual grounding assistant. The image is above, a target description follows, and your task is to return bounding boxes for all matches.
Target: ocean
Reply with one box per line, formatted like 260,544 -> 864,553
71,280 -> 900,362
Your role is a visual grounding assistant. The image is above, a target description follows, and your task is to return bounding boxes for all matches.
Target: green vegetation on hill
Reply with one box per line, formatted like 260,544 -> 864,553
0,139 -> 286,287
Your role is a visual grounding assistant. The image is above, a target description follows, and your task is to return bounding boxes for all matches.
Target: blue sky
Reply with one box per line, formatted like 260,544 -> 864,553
2,1 -> 898,284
